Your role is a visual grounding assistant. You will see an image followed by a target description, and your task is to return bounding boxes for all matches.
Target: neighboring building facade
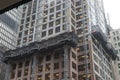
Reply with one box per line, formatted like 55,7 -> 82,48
0,8 -> 22,50
0,46 -> 6,80
109,29 -> 120,80
0,7 -> 22,80
3,0 -> 116,80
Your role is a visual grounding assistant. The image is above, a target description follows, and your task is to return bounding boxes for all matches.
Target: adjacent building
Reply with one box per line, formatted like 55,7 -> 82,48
2,0 -> 117,80
0,7 -> 22,80
0,8 -> 22,50
109,29 -> 120,80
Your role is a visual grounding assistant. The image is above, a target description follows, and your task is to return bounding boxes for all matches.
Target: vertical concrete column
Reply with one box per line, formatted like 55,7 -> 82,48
63,45 -> 69,80
5,63 -> 10,80
31,55 -> 37,80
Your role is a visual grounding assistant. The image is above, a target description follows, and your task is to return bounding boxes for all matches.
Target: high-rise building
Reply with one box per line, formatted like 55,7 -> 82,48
3,0 -> 117,80
109,29 -> 120,80
0,7 -> 22,80
0,8 -> 22,50
17,0 -> 107,47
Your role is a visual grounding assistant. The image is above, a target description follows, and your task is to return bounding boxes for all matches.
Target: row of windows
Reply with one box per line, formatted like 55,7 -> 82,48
43,17 -> 66,24
21,15 -> 35,24
17,35 -> 33,45
18,28 -> 34,38
43,0 -> 66,9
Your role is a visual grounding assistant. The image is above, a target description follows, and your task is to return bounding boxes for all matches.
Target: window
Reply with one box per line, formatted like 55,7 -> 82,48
50,1 -> 55,7
113,32 -> 115,35
32,15 -> 35,20
78,64 -> 85,71
72,62 -> 76,70
21,19 -> 24,24
113,37 -> 116,41
45,63 -> 51,71
62,17 -> 65,22
63,10 -> 65,15
117,36 -> 120,40
94,63 -> 99,73
24,68 -> 28,76
38,65 -> 43,73
42,24 -> 47,30
24,30 -> 28,35
43,17 -> 47,22
11,71 -> 15,79
76,21 -> 82,28
62,25 -> 66,30
45,73 -> 50,80
118,63 -> 120,68
56,0 -> 61,4
50,14 -> 54,20
23,37 -> 27,43
18,32 -> 22,38
56,12 -> 61,18
11,63 -> 16,70
54,62 -> 59,69
54,73 -> 59,79
118,42 -> 120,47
25,23 -> 29,28
50,8 -> 54,13
29,35 -> 33,41
44,10 -> 48,16
76,7 -> 82,13
42,31 -> 46,37
54,51 -> 60,59
23,78 -> 27,80
17,70 -> 22,77
26,17 -> 30,22
20,25 -> 23,31
44,4 -> 48,9
17,39 -> 21,45
25,60 -> 30,66
56,19 -> 60,25
37,75 -> 42,80
77,29 -> 83,35
31,21 -> 35,27
63,3 -> 65,8
18,62 -> 23,68
56,5 -> 61,11
72,72 -> 76,80
30,28 -> 34,34
49,22 -> 54,27
72,52 -> 76,60
46,55 -> 51,61
48,29 -> 53,35
116,31 -> 119,34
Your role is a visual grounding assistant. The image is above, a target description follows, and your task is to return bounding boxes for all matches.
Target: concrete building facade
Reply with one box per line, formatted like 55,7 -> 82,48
0,7 -> 22,80
0,8 -> 22,50
109,29 -> 120,80
2,0 -> 117,80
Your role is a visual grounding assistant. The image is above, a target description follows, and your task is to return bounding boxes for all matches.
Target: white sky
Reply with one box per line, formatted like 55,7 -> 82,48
103,0 -> 120,29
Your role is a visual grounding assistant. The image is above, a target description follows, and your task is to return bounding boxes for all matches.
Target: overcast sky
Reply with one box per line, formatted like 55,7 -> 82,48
103,0 -> 120,29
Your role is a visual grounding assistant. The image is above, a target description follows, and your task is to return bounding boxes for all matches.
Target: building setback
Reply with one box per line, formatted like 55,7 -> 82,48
3,0 -> 117,80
